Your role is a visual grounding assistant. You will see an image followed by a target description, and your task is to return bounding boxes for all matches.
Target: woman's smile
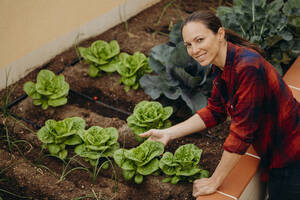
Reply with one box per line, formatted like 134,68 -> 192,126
195,52 -> 207,63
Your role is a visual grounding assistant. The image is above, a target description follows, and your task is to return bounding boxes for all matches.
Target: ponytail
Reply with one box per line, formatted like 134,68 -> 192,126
182,10 -> 266,57
224,29 -> 265,57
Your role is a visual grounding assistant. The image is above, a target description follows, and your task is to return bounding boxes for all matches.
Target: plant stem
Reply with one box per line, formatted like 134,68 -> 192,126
155,0 -> 176,26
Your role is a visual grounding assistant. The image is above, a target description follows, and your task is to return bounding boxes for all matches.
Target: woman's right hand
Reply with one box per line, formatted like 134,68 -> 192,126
139,129 -> 170,146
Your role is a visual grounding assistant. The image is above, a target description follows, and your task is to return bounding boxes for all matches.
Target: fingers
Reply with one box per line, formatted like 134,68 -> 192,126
139,130 -> 152,138
192,178 -> 216,197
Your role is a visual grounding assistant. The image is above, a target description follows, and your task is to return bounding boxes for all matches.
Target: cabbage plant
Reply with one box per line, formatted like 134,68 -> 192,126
23,69 -> 69,110
160,144 -> 209,184
140,22 -> 213,112
113,140 -> 164,184
127,101 -> 173,142
216,0 -> 300,75
78,40 -> 120,77
74,126 -> 120,167
37,117 -> 85,160
116,52 -> 152,92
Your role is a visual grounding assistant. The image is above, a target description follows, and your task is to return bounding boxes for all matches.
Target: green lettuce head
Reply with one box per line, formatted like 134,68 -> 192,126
113,140 -> 164,184
23,69 -> 69,110
37,117 -> 85,160
127,101 -> 173,142
75,126 -> 120,167
78,40 -> 120,77
116,52 -> 152,92
160,144 -> 209,184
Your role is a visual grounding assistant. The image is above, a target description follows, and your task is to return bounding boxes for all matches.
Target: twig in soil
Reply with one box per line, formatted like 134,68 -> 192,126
72,188 -> 115,200
155,0 -> 177,26
0,189 -> 33,199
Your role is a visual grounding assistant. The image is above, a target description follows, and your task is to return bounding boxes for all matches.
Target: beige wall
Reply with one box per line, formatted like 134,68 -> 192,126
0,0 -> 160,89
0,0 -> 125,69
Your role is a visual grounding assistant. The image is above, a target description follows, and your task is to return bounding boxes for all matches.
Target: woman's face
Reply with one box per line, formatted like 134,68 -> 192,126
182,21 -> 224,66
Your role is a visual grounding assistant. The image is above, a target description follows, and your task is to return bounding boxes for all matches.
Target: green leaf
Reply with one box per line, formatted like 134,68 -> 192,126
108,40 -> 120,58
176,168 -> 201,176
59,149 -> 68,160
48,97 -> 67,107
162,177 -> 172,183
123,170 -> 135,181
74,144 -> 85,155
127,101 -> 173,140
99,60 -> 117,73
33,99 -> 42,106
171,176 -> 181,184
23,81 -> 36,96
113,149 -> 126,167
41,100 -> 49,110
137,158 -> 160,175
102,161 -> 109,170
37,126 -> 54,143
47,144 -> 61,155
36,70 -> 56,96
134,174 -> 143,184
64,135 -> 82,145
174,144 -> 202,167
88,64 -> 100,77
200,169 -> 210,178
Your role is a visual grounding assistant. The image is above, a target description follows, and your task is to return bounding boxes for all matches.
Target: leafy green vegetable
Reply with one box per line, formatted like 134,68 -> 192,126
127,101 -> 173,142
160,144 -> 209,184
283,0 -> 300,28
78,40 -> 120,77
116,52 -> 152,92
216,0 -> 300,75
113,140 -> 164,184
140,22 -> 213,112
23,69 -> 69,110
37,117 -> 85,160
74,126 -> 120,167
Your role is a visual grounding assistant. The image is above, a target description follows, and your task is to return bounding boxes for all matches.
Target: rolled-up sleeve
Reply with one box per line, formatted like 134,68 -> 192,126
223,66 -> 264,154
197,81 -> 227,128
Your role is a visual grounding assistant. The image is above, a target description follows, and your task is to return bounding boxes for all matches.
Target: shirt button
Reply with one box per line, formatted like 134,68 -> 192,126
230,105 -> 234,109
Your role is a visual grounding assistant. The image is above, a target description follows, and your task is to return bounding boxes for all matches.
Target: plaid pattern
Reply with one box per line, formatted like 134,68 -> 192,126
197,42 -> 300,181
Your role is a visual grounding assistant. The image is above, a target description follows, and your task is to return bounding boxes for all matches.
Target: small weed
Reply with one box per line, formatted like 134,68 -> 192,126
56,154 -> 91,183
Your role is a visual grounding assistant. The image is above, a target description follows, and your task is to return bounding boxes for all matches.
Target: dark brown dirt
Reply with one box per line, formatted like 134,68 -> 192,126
0,0 -> 232,199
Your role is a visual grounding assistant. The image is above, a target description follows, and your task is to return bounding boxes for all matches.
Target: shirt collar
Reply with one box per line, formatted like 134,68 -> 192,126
212,41 -> 236,80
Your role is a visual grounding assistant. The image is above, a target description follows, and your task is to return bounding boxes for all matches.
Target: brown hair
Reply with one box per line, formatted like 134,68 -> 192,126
181,10 -> 266,57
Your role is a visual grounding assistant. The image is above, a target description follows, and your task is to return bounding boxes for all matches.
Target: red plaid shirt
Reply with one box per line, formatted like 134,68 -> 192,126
197,42 -> 300,181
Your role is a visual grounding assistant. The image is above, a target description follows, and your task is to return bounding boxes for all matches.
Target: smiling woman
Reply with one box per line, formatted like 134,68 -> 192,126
141,10 -> 300,200
182,21 -> 226,67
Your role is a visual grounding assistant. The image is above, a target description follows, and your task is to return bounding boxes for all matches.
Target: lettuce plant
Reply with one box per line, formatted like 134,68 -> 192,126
216,0 -> 300,75
127,101 -> 173,142
75,126 -> 120,167
140,22 -> 213,112
116,52 -> 152,92
37,117 -> 85,160
23,69 -> 69,110
78,40 -> 120,77
113,140 -> 164,184
160,144 -> 209,184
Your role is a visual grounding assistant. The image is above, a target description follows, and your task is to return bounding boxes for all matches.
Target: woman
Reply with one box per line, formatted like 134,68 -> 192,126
140,11 -> 300,199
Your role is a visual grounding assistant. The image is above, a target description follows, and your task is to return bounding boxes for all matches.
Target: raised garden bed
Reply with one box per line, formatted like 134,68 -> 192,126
0,0 -> 233,199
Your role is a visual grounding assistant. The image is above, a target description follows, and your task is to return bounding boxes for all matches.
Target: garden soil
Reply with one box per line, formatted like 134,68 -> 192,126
0,0 -> 232,199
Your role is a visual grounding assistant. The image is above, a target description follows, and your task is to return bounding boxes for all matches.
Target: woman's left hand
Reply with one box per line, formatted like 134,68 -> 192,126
192,177 -> 219,197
